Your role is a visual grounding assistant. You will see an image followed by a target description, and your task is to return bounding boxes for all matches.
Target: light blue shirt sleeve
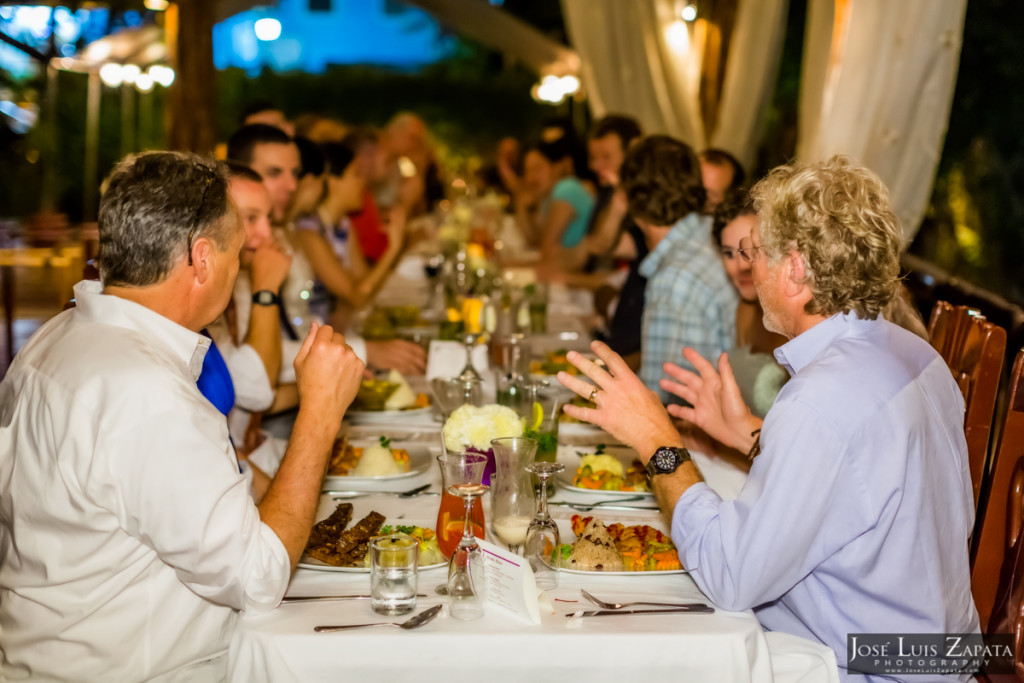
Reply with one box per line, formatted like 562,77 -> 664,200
671,397 -> 871,611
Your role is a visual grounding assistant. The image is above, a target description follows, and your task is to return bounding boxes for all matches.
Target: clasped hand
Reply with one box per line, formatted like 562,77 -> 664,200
294,322 -> 364,418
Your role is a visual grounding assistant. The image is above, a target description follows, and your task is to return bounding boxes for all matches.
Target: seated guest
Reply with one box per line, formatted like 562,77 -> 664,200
557,156 -> 979,679
342,127 -> 390,264
712,189 -> 788,417
0,151 -> 363,680
228,125 -> 426,377
294,141 -> 407,318
619,135 -> 737,403
208,163 -> 294,475
699,148 -> 745,212
240,99 -> 295,136
515,137 -> 595,262
477,136 -> 522,200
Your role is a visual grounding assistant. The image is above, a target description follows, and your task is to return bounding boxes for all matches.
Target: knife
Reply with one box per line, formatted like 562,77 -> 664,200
282,594 -> 428,603
567,605 -> 714,617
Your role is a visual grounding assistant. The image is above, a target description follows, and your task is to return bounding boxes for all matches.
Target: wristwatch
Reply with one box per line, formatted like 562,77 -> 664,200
252,290 -> 280,307
645,446 -> 692,479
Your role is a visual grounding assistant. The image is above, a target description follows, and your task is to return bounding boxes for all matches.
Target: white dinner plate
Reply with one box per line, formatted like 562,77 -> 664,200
557,420 -> 606,437
345,406 -> 434,424
322,443 -> 433,490
555,446 -> 655,498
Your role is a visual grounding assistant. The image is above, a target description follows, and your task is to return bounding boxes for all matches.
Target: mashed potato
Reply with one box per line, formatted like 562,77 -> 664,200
353,444 -> 404,477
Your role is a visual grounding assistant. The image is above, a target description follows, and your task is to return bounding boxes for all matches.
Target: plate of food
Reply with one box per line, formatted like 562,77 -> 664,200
346,371 -> 432,423
322,437 -> 432,488
553,514 -> 686,575
299,502 -> 447,573
556,446 -> 654,497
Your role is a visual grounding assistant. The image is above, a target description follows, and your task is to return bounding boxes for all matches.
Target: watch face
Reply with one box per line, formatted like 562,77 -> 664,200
654,450 -> 675,472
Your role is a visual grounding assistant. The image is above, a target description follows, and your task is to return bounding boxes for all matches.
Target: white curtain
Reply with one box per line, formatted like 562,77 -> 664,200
561,0 -> 788,168
797,0 -> 968,242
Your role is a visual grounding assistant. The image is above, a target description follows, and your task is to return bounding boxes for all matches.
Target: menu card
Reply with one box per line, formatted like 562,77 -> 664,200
478,539 -> 541,625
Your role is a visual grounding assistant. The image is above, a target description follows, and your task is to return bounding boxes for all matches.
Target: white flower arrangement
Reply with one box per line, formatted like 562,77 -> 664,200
443,403 -> 523,452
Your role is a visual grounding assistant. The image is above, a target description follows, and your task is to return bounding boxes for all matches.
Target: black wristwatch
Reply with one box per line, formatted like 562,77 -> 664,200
645,446 -> 692,479
252,290 -> 280,307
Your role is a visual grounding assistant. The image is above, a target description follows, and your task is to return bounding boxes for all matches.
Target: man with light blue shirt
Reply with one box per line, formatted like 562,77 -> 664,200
619,135 -> 737,403
557,156 -> 980,682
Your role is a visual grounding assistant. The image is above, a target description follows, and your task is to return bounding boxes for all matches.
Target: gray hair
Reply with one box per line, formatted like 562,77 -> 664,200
99,151 -> 231,287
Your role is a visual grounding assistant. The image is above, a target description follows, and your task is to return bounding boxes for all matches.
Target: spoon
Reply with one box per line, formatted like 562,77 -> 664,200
314,604 -> 443,632
580,589 -> 705,611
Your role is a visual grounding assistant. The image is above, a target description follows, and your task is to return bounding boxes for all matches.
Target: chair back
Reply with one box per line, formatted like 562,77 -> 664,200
972,349 -> 1024,631
929,301 -> 976,363
949,316 -> 1007,507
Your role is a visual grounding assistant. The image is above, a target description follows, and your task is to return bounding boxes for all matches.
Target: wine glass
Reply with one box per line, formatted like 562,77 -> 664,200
431,376 -> 483,422
524,461 -> 564,590
456,331 -> 482,382
489,436 -> 538,555
437,452 -> 489,620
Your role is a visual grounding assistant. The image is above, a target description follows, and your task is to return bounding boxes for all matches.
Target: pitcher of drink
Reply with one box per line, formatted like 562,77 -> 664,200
489,437 -> 538,555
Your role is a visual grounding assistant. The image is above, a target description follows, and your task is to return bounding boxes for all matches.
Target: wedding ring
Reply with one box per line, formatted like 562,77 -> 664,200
588,387 -> 600,403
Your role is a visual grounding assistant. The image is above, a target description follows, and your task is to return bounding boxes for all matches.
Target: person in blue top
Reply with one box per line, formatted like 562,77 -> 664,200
514,136 -> 595,263
557,156 -> 979,682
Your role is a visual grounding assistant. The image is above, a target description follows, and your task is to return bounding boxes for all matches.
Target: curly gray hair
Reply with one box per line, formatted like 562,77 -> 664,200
750,156 -> 902,319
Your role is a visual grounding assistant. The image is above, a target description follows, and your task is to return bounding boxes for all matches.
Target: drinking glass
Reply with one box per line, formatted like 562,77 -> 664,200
521,383 -> 565,465
489,437 -> 538,555
370,534 -> 419,615
524,461 -> 564,590
437,452 -> 490,620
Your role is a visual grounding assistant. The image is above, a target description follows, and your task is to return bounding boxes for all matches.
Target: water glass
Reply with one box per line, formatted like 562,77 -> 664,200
370,534 -> 419,615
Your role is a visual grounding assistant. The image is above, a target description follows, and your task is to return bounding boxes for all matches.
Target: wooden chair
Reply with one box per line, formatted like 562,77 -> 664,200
972,349 -> 1024,632
948,316 -> 1007,508
929,301 -> 975,363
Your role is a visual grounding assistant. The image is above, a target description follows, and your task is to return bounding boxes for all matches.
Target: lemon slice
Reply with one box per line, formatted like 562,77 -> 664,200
529,401 -> 544,431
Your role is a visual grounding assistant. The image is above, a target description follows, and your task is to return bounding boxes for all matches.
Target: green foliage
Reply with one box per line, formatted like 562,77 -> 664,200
911,0 -> 1024,303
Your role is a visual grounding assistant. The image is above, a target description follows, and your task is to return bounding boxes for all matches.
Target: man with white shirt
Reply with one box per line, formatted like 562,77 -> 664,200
557,157 -> 979,681
0,151 -> 363,681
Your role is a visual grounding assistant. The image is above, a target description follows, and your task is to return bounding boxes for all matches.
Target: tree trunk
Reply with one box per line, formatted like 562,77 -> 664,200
165,0 -> 218,154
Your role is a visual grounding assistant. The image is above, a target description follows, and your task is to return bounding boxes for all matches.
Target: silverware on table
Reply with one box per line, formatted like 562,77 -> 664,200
314,604 -> 443,632
324,484 -> 436,499
580,589 -> 701,611
548,499 -> 659,512
567,605 -> 715,618
282,594 -> 427,603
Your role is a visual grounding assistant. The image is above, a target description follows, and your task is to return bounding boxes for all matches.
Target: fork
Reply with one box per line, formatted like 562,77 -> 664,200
581,589 -> 706,611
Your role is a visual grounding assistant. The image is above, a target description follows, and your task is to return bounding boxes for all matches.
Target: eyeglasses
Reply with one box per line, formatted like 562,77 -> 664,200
736,236 -> 763,264
186,173 -> 215,266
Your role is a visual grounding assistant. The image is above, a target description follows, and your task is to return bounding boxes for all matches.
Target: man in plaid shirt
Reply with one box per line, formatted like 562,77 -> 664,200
620,136 -> 737,404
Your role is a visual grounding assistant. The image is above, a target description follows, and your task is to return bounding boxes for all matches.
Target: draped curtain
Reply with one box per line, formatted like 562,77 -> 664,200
797,0 -> 968,243
561,0 -> 789,169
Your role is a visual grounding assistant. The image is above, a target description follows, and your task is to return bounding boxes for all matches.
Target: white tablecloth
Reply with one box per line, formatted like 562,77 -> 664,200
227,425 -> 838,683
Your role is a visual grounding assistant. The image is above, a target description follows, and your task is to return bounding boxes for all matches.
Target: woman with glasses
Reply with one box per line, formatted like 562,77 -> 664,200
712,189 -> 789,418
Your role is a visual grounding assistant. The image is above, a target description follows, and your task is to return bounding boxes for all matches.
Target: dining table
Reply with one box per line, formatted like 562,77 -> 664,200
227,253 -> 840,682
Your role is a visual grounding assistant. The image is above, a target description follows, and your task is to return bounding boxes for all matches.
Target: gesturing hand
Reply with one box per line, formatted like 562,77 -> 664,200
659,348 -> 761,453
294,322 -> 364,421
556,341 -> 683,461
